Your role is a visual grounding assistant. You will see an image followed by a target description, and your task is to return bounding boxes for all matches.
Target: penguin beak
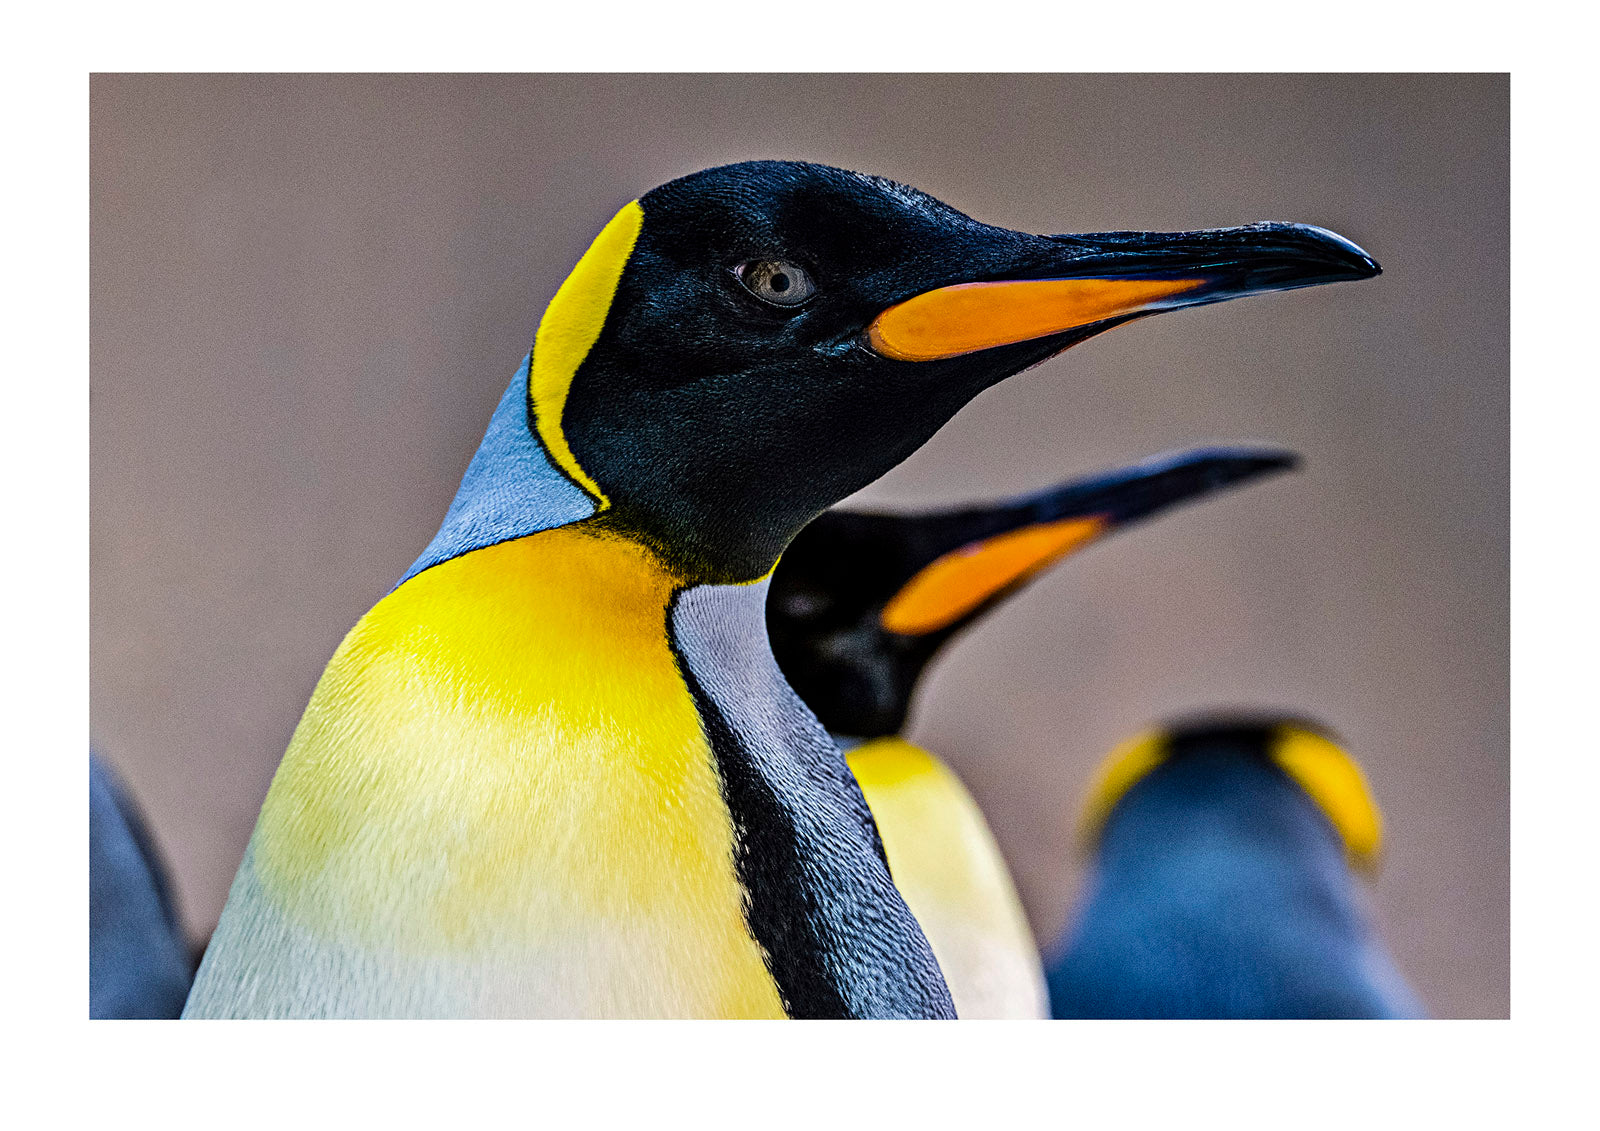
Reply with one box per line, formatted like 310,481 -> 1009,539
878,446 -> 1298,635
866,223 -> 1380,362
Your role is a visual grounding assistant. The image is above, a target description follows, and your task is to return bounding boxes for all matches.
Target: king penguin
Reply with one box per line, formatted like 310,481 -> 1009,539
183,160 -> 1379,1018
1047,716 -> 1425,1018
767,447 -> 1298,1018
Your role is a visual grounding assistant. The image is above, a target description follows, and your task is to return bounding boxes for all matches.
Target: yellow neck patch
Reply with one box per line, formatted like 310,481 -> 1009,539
529,200 -> 644,509
1077,724 -> 1385,870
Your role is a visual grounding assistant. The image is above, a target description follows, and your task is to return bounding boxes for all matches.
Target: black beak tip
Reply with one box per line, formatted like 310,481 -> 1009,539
1200,445 -> 1302,485
1250,447 -> 1301,474
1074,445 -> 1303,529
1291,223 -> 1382,281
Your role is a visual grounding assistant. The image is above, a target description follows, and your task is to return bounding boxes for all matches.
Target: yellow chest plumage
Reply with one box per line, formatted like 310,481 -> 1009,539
189,525 -> 784,1017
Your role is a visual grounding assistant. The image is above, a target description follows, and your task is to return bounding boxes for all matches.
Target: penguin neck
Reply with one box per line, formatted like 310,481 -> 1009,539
400,358 -> 598,585
403,356 -> 800,589
666,575 -> 956,1018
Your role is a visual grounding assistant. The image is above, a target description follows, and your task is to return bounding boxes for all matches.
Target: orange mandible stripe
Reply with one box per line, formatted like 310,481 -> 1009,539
880,516 -> 1109,636
867,276 -> 1207,362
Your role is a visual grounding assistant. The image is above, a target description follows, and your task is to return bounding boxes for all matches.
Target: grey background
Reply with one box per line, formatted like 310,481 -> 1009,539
90,74 -> 1508,1017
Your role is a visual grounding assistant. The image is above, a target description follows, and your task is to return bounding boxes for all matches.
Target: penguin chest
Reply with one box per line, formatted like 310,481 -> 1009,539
214,527 -> 785,1018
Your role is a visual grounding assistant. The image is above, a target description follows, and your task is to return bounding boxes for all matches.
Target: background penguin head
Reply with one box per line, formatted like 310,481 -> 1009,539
767,446 -> 1299,738
1078,713 -> 1386,872
545,160 -> 1378,582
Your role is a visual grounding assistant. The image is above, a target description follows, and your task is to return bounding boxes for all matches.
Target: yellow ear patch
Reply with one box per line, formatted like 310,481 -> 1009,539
1077,729 -> 1169,851
530,199 -> 644,508
1270,725 -> 1385,871
879,515 -> 1108,636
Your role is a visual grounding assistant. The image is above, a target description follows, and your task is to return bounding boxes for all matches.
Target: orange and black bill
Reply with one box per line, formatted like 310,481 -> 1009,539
864,223 -> 1379,363
768,446 -> 1298,738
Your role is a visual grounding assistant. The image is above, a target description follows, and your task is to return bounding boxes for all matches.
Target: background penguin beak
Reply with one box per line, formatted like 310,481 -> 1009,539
767,445 -> 1299,740
866,222 -> 1381,362
875,446 -> 1300,636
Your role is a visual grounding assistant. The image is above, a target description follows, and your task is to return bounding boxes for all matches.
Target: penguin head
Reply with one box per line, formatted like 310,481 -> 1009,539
537,160 -> 1378,582
1079,715 -> 1386,872
767,447 -> 1299,738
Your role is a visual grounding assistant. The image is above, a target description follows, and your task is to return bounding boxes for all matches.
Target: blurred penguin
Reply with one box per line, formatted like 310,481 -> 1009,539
1047,716 -> 1424,1019
90,754 -> 194,1018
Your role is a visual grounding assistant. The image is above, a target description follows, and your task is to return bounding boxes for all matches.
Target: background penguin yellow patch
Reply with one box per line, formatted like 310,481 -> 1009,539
1271,725 -> 1384,870
1077,723 -> 1384,870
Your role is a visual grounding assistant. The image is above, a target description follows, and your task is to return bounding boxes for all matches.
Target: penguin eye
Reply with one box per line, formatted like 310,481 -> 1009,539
736,260 -> 816,308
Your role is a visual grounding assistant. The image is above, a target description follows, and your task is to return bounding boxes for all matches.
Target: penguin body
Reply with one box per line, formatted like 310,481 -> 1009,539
90,755 -> 194,1019
769,448 -> 1300,1018
186,161 -> 1378,1018
1047,719 -> 1424,1019
190,523 -> 943,1018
